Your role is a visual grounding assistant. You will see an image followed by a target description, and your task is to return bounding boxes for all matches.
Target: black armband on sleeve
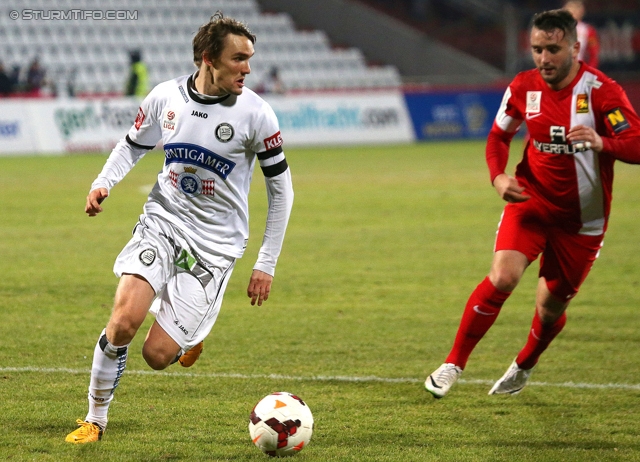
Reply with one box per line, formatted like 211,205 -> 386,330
256,146 -> 283,160
126,134 -> 156,150
261,159 -> 289,178
257,146 -> 288,177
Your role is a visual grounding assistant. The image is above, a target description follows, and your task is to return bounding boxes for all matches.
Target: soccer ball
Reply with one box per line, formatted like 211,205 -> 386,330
248,392 -> 314,457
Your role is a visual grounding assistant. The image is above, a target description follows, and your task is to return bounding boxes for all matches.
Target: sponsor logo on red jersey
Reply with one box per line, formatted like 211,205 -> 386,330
526,91 -> 541,114
134,107 -> 145,130
263,131 -> 283,150
606,108 -> 630,134
576,94 -> 589,114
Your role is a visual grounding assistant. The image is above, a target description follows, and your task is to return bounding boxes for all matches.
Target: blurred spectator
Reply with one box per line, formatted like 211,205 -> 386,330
25,57 -> 47,96
67,67 -> 78,98
564,0 -> 599,68
9,65 -> 21,90
258,67 -> 285,94
0,62 -> 13,96
125,49 -> 149,97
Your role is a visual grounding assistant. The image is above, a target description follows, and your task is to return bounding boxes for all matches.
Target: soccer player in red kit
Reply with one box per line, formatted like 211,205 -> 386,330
564,0 -> 599,68
425,9 -> 640,398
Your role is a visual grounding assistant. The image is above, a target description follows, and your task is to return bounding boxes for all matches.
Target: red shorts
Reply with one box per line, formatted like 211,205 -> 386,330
495,200 -> 604,300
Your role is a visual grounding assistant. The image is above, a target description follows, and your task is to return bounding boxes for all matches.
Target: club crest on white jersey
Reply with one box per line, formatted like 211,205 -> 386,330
215,123 -> 234,142
176,167 -> 203,197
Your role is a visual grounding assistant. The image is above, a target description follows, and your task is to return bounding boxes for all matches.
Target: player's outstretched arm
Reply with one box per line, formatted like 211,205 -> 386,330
492,173 -> 530,203
85,188 -> 109,217
250,161 -> 294,306
247,269 -> 273,306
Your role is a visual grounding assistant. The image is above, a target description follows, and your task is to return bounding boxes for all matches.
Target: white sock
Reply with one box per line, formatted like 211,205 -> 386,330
85,328 -> 129,429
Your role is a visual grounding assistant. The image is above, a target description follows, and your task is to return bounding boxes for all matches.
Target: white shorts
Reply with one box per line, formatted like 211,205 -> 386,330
114,214 -> 236,351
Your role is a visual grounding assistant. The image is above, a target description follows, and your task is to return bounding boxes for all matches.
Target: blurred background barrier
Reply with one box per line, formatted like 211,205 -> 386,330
264,91 -> 415,146
403,88 -> 506,141
0,92 -> 415,155
0,98 -> 141,155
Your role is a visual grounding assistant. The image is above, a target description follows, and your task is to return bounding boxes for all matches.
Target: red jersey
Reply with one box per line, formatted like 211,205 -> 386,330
487,63 -> 640,235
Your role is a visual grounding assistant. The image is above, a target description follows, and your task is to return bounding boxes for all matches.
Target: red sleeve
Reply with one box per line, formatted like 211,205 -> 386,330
597,81 -> 640,164
601,136 -> 640,164
486,121 -> 516,184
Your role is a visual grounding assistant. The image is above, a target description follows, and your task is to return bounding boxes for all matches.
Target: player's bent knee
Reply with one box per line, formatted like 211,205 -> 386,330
111,321 -> 139,339
141,348 -> 171,370
539,312 -> 560,324
106,318 -> 140,345
537,303 -> 568,324
141,343 -> 177,370
489,270 -> 521,292
144,358 -> 170,371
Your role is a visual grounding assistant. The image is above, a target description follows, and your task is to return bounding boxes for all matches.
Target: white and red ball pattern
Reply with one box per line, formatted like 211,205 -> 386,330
249,392 -> 314,457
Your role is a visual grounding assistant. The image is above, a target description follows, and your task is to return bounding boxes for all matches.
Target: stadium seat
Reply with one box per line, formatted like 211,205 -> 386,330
0,0 -> 401,94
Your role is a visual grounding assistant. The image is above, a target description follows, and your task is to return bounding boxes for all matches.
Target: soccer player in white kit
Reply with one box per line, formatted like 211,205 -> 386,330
66,13 -> 294,443
425,9 -> 640,398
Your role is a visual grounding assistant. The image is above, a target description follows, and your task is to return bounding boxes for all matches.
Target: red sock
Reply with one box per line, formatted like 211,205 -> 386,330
516,311 -> 567,370
445,277 -> 511,369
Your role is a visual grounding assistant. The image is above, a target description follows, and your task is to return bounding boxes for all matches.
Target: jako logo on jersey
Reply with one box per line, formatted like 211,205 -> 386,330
191,110 -> 208,119
215,123 -> 234,142
173,320 -> 189,335
263,131 -> 283,150
134,107 -> 145,130
164,142 -> 236,180
606,108 -> 630,134
576,94 -> 589,114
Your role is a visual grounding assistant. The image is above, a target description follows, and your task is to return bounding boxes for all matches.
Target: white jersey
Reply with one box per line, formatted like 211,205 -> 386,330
91,74 -> 293,275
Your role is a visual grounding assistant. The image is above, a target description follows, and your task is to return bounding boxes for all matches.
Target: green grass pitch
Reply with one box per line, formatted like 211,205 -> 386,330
0,140 -> 639,461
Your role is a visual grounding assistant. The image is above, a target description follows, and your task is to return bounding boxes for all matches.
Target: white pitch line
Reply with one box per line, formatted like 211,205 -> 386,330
2,366 -> 640,391
459,378 -> 640,391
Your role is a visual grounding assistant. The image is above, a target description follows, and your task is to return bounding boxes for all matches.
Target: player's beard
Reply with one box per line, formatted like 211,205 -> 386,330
539,54 -> 574,87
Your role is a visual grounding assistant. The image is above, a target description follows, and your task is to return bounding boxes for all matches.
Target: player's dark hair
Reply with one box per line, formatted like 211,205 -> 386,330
531,9 -> 578,43
192,11 -> 256,67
